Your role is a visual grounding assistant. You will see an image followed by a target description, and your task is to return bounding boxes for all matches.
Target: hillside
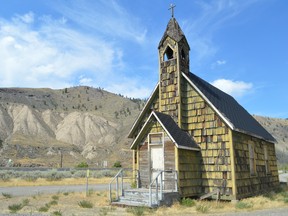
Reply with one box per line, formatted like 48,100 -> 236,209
0,87 -> 145,168
0,87 -> 287,168
253,115 -> 288,164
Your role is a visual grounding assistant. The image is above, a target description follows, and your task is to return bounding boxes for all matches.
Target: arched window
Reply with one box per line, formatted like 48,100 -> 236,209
164,46 -> 173,61
181,49 -> 186,60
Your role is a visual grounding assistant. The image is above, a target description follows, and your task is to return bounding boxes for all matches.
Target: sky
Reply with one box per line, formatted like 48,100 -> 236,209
0,0 -> 287,118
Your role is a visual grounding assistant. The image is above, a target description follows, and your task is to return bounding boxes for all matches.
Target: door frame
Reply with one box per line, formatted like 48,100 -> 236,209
148,132 -> 165,184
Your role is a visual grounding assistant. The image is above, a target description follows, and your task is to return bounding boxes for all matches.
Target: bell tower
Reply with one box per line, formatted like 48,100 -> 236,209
158,9 -> 190,125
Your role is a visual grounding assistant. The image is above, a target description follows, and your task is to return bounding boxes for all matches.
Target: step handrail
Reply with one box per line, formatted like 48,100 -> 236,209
149,170 -> 178,207
109,168 -> 140,203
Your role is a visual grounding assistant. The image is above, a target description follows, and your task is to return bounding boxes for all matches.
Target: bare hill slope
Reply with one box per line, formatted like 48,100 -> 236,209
0,87 -> 144,167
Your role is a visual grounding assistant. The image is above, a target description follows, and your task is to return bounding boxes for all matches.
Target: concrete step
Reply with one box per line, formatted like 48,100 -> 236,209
111,189 -> 179,207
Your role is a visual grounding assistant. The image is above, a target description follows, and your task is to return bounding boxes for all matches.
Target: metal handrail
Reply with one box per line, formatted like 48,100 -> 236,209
109,169 -> 140,203
149,170 -> 178,207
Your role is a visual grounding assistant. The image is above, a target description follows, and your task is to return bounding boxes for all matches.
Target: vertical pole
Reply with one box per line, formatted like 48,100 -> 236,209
86,169 -> 89,197
160,172 -> 163,200
149,185 -> 152,207
109,183 -> 112,203
121,170 -> 124,196
60,150 -> 63,168
116,176 -> 119,200
156,178 -> 158,204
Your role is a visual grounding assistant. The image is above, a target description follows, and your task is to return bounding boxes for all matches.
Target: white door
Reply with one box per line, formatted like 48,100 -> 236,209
150,145 -> 164,184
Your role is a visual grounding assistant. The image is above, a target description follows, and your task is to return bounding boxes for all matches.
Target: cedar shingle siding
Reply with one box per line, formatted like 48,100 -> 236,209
129,17 -> 279,200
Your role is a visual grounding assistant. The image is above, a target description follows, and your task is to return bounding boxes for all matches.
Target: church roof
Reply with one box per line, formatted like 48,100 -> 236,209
130,111 -> 200,150
154,111 -> 199,150
158,18 -> 188,48
183,72 -> 276,142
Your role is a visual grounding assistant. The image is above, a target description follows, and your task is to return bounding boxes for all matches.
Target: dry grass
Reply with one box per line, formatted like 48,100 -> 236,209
0,177 -> 112,187
0,183 -> 288,215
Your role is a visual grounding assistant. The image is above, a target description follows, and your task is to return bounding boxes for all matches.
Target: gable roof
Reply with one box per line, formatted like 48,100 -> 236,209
183,72 -> 276,143
128,83 -> 159,138
130,111 -> 200,151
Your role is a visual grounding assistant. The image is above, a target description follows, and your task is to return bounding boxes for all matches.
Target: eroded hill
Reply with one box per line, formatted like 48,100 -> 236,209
0,87 -> 287,168
0,87 -> 144,167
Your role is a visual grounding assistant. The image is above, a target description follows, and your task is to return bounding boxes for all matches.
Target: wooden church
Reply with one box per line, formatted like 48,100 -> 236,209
123,14 -> 279,205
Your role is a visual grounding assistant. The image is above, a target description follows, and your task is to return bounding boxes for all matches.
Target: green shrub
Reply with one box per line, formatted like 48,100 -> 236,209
49,200 -> 58,206
113,161 -> 122,168
283,197 -> 288,203
73,170 -> 87,178
126,207 -> 147,216
63,192 -> 69,196
2,192 -> 12,198
8,203 -> 23,213
52,195 -> 59,200
78,200 -> 93,208
22,198 -> 30,206
38,206 -> 49,212
52,210 -> 62,216
196,203 -> 210,213
235,201 -> 253,209
181,198 -> 196,207
76,161 -> 89,168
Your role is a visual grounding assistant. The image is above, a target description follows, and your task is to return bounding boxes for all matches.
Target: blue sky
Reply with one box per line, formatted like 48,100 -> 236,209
0,0 -> 287,118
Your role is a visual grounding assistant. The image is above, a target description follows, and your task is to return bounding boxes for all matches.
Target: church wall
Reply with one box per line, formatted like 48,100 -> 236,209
178,149 -> 202,197
232,131 -> 279,199
181,79 -> 234,199
137,121 -> 176,189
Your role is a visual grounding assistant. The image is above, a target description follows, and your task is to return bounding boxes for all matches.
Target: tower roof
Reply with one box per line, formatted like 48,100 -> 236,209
158,18 -> 188,48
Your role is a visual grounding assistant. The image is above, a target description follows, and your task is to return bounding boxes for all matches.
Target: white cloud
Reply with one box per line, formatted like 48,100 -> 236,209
106,79 -> 152,99
79,76 -> 93,86
211,79 -> 253,97
56,0 -> 147,44
0,12 -> 123,89
216,60 -> 226,65
15,12 -> 34,24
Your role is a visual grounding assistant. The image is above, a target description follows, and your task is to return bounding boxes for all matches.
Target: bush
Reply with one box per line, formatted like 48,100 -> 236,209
49,200 -> 58,206
181,198 -> 195,207
78,200 -> 93,208
8,203 -> 23,213
113,161 -> 122,168
73,170 -> 87,178
196,203 -> 210,213
235,201 -> 253,209
44,169 -> 65,181
126,207 -> 147,216
38,206 -> 49,212
52,210 -> 62,216
2,192 -> 12,198
52,195 -> 59,200
76,162 -> 89,168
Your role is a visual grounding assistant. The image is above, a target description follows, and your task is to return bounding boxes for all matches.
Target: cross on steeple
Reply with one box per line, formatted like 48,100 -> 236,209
169,3 -> 176,18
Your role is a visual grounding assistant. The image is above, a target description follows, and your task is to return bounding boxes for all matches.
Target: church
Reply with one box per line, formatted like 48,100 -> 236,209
116,10 -> 279,206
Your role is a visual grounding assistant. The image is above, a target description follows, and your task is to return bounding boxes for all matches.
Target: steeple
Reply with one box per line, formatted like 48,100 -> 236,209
158,18 -> 187,48
158,14 -> 190,125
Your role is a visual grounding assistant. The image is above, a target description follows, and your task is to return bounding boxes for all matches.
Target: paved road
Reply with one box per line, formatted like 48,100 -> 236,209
210,207 -> 288,216
0,183 -> 129,197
